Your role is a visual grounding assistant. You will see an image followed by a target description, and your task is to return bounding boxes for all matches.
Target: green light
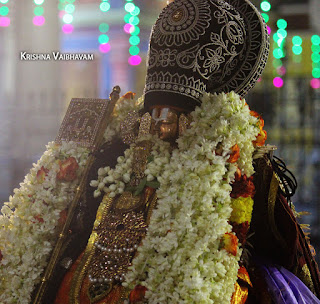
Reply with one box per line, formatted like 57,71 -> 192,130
312,45 -> 320,53
292,36 -> 302,46
260,1 -> 271,12
68,0 -> 75,2
312,53 -> 320,63
129,35 -> 140,46
277,38 -> 285,48
124,3 -> 135,13
129,46 -> 140,56
0,6 -> 9,16
99,34 -> 109,44
312,35 -> 320,45
131,6 -> 140,16
99,23 -> 109,33
65,4 -> 75,14
124,14 -> 131,23
58,3 -> 64,10
273,59 -> 282,68
292,45 -> 302,55
277,19 -> 287,29
0,0 -> 9,4
312,68 -> 320,78
131,26 -> 140,36
273,33 -> 279,42
277,29 -> 287,39
34,0 -> 44,5
273,48 -> 284,59
313,62 -> 320,68
63,13 -> 73,24
100,2 -> 110,12
261,13 -> 269,23
34,6 -> 44,16
129,16 -> 139,26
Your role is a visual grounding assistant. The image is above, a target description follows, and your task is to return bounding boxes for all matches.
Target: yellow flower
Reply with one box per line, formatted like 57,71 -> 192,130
229,197 -> 254,224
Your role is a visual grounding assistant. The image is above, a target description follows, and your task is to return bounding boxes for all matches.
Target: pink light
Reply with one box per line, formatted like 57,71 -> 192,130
59,11 -> 65,19
257,77 -> 262,82
62,24 -> 74,34
128,55 -> 142,66
273,77 -> 284,88
129,25 -> 136,34
0,17 -> 10,27
310,78 -> 320,89
33,16 -> 45,26
124,23 -> 133,34
99,43 -> 111,53
267,25 -> 271,35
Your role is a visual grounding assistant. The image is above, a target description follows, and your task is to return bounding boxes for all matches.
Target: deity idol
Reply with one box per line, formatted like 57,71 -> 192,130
1,0 -> 320,303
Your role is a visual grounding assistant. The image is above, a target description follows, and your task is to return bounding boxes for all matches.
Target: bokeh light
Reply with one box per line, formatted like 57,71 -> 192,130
124,3 -> 135,12
273,48 -> 284,59
99,43 -> 111,53
128,55 -> 142,66
129,45 -> 140,56
98,34 -> 109,44
62,23 -> 74,34
277,19 -> 287,29
33,15 -> 45,26
311,35 -> 320,45
292,45 -> 302,55
0,16 -> 10,27
310,78 -> 320,89
63,14 -> 73,24
0,0 -> 9,3
34,0 -> 44,5
261,1 -> 271,12
99,23 -> 109,33
277,29 -> 287,39
312,68 -> 320,78
129,35 -> 140,45
0,6 -> 8,16
100,2 -> 110,12
266,26 -> 271,35
273,77 -> 284,88
34,6 -> 44,16
261,13 -> 269,23
124,23 -> 133,34
292,36 -> 302,46
65,4 -> 75,14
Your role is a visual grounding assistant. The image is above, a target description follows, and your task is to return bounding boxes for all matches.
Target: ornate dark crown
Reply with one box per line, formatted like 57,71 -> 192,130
144,0 -> 270,112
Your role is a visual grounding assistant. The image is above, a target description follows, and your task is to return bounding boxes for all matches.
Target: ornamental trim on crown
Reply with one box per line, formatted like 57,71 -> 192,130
144,71 -> 206,103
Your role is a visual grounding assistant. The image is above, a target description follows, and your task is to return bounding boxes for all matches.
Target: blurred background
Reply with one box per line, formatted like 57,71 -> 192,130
0,0 -> 319,261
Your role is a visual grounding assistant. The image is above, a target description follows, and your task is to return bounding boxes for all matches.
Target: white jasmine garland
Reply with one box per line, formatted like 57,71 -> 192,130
0,141 -> 89,304
122,92 -> 260,303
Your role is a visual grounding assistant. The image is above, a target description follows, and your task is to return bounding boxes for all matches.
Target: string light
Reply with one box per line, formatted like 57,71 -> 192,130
98,0 -> 111,53
0,0 -> 10,27
311,35 -> 320,79
59,0 -> 76,34
124,0 -> 141,65
33,0 -> 45,26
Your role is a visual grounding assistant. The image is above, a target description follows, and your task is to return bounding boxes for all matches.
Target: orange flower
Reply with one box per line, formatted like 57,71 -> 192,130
129,285 -> 147,303
36,166 -> 49,183
122,91 -> 136,100
253,129 -> 267,147
251,110 -> 267,147
57,157 -> 79,182
228,144 -> 240,163
222,233 -> 238,256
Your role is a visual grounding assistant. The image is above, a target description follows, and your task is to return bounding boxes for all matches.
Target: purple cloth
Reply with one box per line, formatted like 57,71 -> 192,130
261,264 -> 320,304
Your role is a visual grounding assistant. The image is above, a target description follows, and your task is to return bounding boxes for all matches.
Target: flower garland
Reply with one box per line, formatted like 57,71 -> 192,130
0,142 -> 89,304
90,91 -> 262,303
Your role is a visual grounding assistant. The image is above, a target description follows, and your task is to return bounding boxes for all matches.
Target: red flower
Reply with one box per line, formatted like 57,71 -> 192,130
57,157 -> 79,182
231,221 -> 250,245
32,215 -> 44,223
129,285 -> 147,303
231,174 -> 255,199
36,166 -> 49,183
222,233 -> 238,256
228,144 -> 240,163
